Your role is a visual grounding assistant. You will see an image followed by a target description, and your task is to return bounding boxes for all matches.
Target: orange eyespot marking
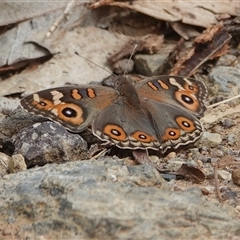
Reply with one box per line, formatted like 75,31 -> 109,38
175,91 -> 199,111
147,82 -> 158,91
183,79 -> 199,94
162,128 -> 180,141
158,80 -> 169,90
71,89 -> 82,100
87,88 -> 96,98
32,96 -> 54,110
104,125 -> 126,141
54,103 -> 84,125
131,131 -> 156,143
176,116 -> 196,132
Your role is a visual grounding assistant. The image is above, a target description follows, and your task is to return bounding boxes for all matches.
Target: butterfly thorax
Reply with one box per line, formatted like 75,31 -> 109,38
116,76 -> 141,108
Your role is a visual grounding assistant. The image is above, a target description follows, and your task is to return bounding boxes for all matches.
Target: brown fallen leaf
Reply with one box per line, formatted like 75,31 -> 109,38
176,163 -> 205,183
92,0 -> 239,35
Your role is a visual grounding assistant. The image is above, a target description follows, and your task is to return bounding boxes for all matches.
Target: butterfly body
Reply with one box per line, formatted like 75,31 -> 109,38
20,75 -> 207,153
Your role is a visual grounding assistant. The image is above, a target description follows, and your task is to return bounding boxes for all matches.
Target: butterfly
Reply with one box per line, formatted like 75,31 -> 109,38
20,75 -> 207,153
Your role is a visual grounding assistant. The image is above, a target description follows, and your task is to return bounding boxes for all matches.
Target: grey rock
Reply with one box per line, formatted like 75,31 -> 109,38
134,53 -> 167,76
227,133 -> 236,145
215,54 -> 237,67
222,118 -> 235,129
134,44 -> 175,76
0,107 -> 45,142
199,132 -> 222,148
0,157 -> 240,239
14,121 -> 88,167
209,66 -> 240,94
166,158 -> 185,171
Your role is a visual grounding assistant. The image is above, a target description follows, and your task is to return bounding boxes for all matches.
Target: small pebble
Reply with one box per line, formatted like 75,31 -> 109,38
232,169 -> 240,186
166,152 -> 177,160
222,118 -> 235,129
200,188 -> 209,195
235,205 -> 240,213
216,54 -> 237,66
166,159 -> 185,171
218,170 -> 232,181
227,134 -> 236,146
200,132 -> 222,148
210,149 -> 224,158
197,160 -> 203,167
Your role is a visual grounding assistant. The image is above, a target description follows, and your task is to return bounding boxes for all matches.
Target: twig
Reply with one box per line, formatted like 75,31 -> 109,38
207,93 -> 240,109
213,162 -> 225,202
46,0 -> 76,38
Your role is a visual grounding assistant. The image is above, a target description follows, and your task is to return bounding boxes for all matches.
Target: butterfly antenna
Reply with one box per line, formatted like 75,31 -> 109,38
123,40 -> 139,76
74,51 -> 117,77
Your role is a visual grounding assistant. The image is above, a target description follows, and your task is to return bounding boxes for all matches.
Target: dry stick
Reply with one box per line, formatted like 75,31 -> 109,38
123,41 -> 139,76
213,163 -> 225,202
207,93 -> 240,109
46,0 -> 76,38
89,148 -> 109,160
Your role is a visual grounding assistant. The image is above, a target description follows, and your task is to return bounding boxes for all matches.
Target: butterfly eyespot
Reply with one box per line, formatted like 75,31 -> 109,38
53,103 -> 84,125
182,121 -> 190,127
181,94 -> 194,104
62,107 -> 77,118
169,131 -> 176,136
111,129 -> 121,136
32,96 -> 54,110
104,125 -> 126,141
131,131 -> 156,143
176,116 -> 195,132
162,128 -> 180,141
138,134 -> 147,139
39,101 -> 47,106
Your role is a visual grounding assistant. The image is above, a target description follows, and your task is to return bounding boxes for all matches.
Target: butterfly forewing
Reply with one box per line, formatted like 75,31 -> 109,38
20,85 -> 118,132
136,75 -> 207,117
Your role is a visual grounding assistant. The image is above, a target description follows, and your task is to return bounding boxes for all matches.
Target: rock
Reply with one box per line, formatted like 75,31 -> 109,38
0,153 -> 27,176
216,54 -> 237,67
0,107 -> 45,143
134,44 -> 175,76
0,152 -> 10,176
166,158 -> 185,171
218,170 -> 232,181
221,118 -> 235,129
14,121 -> 88,167
0,97 -> 20,114
232,169 -> 240,186
8,154 -> 27,173
227,133 -> 236,145
199,132 -> 222,148
0,157 -> 240,239
209,66 -> 240,94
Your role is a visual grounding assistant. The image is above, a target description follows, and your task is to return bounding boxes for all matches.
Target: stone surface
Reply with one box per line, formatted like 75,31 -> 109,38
134,44 -> 175,76
14,121 -> 88,167
199,132 -> 222,148
209,66 -> 240,95
0,157 -> 240,239
217,169 -> 232,181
